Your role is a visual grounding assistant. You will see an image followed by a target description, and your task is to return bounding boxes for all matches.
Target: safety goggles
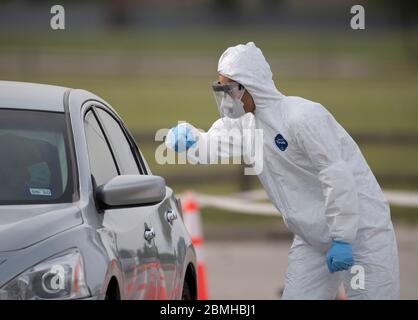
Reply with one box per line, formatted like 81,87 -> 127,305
212,80 -> 245,100
211,80 -> 246,120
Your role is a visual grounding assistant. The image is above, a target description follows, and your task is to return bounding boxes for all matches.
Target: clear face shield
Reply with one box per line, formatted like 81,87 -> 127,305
212,80 -> 246,120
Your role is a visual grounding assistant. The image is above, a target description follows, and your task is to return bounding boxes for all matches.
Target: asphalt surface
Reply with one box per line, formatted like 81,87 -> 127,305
205,223 -> 418,299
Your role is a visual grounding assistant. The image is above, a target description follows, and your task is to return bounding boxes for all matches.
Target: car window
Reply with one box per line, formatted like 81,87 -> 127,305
0,109 -> 76,204
84,110 -> 118,187
95,108 -> 141,175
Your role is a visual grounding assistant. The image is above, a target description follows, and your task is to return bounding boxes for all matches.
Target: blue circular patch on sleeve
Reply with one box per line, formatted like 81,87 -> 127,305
274,133 -> 288,151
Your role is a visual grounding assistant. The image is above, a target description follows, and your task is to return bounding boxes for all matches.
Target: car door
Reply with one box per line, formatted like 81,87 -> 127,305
83,107 -> 158,299
152,192 -> 183,299
94,106 -> 179,300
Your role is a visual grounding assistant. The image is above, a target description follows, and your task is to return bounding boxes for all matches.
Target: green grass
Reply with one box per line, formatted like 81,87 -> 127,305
362,146 -> 418,176
280,78 -> 418,135
1,29 -> 416,59
390,205 -> 418,223
5,75 -> 418,135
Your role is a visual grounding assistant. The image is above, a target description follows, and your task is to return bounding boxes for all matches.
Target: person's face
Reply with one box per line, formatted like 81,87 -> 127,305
218,74 -> 256,113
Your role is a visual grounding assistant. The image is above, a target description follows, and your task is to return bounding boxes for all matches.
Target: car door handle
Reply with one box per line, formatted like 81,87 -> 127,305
144,228 -> 156,242
166,209 -> 178,224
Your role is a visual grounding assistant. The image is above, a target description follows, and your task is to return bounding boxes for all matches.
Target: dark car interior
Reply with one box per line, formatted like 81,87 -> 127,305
0,133 -> 63,201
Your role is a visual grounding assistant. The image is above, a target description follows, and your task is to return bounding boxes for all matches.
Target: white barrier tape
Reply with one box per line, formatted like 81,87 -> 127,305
234,189 -> 418,209
232,189 -> 270,201
190,189 -> 418,216
196,193 -> 280,216
384,190 -> 418,208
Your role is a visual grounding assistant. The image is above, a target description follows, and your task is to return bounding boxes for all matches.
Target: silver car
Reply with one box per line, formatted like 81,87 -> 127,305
0,81 -> 197,300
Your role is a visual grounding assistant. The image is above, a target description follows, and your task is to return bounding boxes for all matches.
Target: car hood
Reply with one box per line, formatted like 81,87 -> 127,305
0,203 -> 83,252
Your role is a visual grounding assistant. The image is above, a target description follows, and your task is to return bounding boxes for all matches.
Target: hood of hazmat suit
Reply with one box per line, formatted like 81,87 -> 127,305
166,42 -> 399,299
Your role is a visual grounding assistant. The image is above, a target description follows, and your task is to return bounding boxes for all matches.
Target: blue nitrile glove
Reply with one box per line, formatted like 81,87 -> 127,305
326,240 -> 354,273
170,124 -> 196,153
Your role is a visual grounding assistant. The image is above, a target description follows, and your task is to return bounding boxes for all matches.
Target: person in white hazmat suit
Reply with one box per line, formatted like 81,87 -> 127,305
166,42 -> 400,299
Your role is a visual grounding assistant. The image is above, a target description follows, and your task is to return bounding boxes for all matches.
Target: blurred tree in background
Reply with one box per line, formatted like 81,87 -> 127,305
107,0 -> 131,28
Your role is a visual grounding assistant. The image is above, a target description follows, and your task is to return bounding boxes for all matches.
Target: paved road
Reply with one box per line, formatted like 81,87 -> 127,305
205,224 -> 418,299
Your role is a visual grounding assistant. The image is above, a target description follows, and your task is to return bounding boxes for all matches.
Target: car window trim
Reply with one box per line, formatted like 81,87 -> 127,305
92,105 -> 148,175
83,106 -> 121,177
63,89 -> 80,202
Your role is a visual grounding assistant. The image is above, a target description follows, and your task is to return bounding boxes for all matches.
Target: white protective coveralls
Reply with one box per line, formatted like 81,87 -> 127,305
168,42 -> 400,299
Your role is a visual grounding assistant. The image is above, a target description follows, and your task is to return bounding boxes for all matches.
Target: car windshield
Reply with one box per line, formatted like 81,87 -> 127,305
0,109 -> 76,204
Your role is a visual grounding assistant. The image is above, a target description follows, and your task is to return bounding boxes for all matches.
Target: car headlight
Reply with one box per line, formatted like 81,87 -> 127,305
0,249 -> 90,300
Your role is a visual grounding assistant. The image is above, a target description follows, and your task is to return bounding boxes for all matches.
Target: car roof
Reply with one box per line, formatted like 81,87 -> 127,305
0,81 -> 70,112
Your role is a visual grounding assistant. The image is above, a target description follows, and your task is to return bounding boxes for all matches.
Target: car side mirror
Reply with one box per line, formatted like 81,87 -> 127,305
97,175 -> 166,208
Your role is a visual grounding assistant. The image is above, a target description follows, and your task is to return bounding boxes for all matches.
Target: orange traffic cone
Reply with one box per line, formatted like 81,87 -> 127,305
181,191 -> 209,300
